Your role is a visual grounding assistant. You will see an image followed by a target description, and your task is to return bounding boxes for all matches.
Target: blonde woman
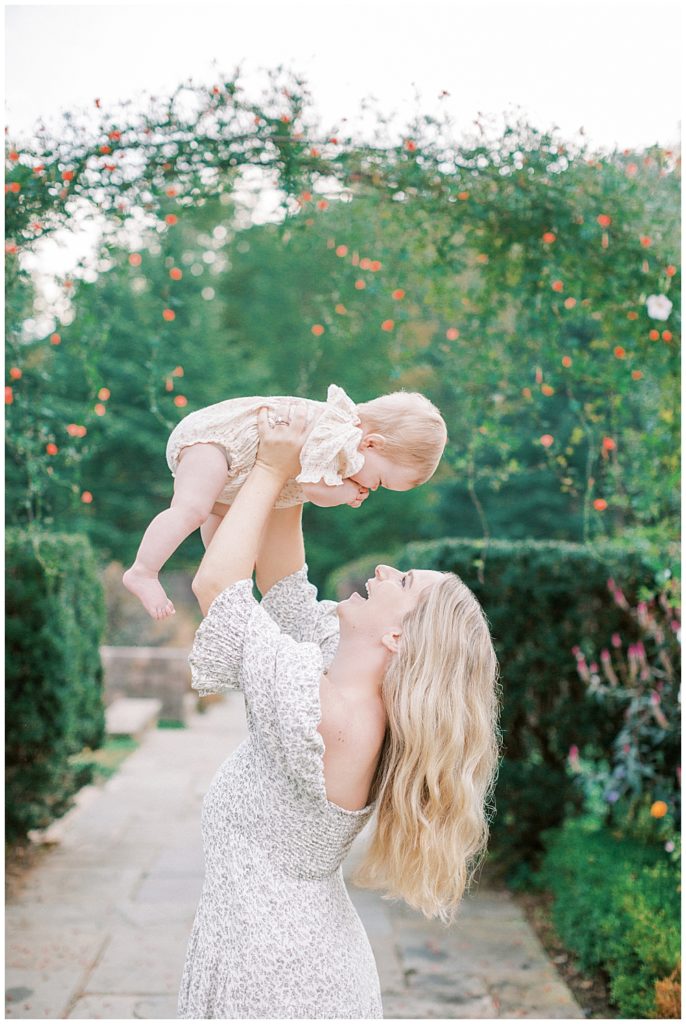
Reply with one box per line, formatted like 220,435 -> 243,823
177,403 -> 502,1019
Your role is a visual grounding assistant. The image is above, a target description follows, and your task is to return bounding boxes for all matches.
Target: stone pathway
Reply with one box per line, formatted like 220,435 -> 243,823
6,696 -> 584,1019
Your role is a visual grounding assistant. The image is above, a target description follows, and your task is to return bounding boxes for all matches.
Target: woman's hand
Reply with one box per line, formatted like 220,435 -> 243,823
254,403 -> 312,482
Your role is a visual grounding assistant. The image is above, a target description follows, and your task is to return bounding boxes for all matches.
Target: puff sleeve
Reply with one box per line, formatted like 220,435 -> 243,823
295,384 -> 365,486
260,564 -> 340,669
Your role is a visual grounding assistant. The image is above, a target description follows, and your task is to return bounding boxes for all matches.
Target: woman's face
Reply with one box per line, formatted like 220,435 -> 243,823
338,563 -> 444,639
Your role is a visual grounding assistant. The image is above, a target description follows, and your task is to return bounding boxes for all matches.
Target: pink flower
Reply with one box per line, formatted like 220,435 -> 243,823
623,743 -> 631,754
569,744 -> 579,759
601,648 -> 611,660
611,633 -> 622,648
589,662 -> 599,673
650,691 -> 661,705
607,578 -> 617,592
571,644 -> 582,657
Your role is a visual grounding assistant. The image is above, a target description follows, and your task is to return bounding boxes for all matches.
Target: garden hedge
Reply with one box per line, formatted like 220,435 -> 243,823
326,536 -> 672,876
5,529 -> 106,842
535,816 -> 680,1018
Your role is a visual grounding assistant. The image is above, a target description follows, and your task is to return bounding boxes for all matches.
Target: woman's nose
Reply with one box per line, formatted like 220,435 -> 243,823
375,564 -> 395,580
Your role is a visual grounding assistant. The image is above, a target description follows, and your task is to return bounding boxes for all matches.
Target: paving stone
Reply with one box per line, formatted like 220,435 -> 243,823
83,926 -> 187,995
5,965 -> 89,1019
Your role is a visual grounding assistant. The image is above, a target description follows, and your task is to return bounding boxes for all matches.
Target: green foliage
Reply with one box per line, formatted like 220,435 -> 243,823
326,536 -> 674,874
4,72 -> 680,584
535,816 -> 681,1018
5,529 -> 106,841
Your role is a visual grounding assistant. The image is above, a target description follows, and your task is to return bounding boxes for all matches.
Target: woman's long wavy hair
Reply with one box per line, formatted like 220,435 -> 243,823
350,572 -> 503,926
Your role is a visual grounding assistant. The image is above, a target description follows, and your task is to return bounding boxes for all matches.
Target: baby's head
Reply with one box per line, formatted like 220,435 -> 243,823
351,391 -> 448,492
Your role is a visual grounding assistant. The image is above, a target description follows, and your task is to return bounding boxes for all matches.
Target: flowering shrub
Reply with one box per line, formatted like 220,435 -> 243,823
568,572 -> 680,843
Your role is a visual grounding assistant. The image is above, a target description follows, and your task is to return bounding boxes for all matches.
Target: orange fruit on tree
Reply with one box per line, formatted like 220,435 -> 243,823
162,309 -> 176,321
311,324 -> 325,336
593,498 -> 608,511
551,280 -> 564,292
174,395 -> 188,407
597,214 -> 612,227
392,289 -> 405,300
381,320 -> 394,332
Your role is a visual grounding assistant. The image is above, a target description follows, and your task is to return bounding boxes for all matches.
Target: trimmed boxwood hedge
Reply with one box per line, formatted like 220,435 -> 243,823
6,529 -> 106,842
326,537 -> 672,877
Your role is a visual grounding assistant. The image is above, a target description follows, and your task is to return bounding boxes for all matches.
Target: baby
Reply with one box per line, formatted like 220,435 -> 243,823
123,384 -> 447,619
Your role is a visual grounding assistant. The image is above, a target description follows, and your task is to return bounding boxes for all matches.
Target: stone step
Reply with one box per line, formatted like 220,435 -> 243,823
105,697 -> 162,741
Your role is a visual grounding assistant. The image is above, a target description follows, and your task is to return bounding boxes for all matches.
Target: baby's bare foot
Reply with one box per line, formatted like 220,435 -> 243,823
123,565 -> 176,620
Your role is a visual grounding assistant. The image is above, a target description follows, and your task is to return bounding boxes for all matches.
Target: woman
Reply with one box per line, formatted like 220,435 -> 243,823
177,404 -> 502,1019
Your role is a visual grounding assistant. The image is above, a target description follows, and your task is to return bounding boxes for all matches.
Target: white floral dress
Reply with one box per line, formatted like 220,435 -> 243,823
176,565 -> 383,1019
166,384 -> 365,507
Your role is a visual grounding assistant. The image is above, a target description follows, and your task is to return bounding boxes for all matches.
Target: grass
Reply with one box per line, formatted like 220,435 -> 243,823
69,735 -> 138,782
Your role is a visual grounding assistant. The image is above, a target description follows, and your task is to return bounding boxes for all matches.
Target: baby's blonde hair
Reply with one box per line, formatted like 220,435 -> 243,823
355,391 -> 448,485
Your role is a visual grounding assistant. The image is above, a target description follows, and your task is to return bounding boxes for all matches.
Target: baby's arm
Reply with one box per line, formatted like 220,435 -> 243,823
300,478 -> 369,509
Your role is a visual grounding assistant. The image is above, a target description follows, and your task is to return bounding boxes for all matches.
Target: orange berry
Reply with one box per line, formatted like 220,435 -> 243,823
405,140 -> 416,151
166,187 -> 178,198
626,163 -> 638,175
50,333 -> 61,345
627,311 -> 638,320
46,443 -> 58,455
94,403 -> 106,416
173,395 -> 188,407
100,145 -> 111,154
562,356 -> 572,367
8,150 -> 19,161
614,346 -> 626,358
335,245 -> 348,257
64,280 -> 73,289
335,304 -> 347,314
666,265 -> 677,276
311,324 -> 325,336
165,378 -> 174,392
354,280 -> 366,290
129,253 -> 142,267
359,258 -> 371,270
650,800 -> 668,818
9,181 -> 20,193
522,387 -> 532,399
540,434 -> 554,448
33,164 -> 44,173
457,191 -> 470,200
310,148 -> 320,157
446,328 -> 459,341
329,137 -> 338,144
301,191 -> 312,202
631,370 -> 643,380
62,170 -> 74,181
541,384 -> 555,396
381,319 -> 394,332
649,329 -> 660,341
5,386 -> 13,404
564,297 -> 577,309
602,437 -> 616,451
162,309 -> 176,321
81,491 -> 93,503
98,387 -> 110,400
165,214 -> 178,226
662,331 -> 673,342
593,498 -> 608,511
9,367 -> 22,380
317,199 -> 329,210
169,267 -> 183,280
5,242 -> 18,255
476,253 -> 489,264
542,232 -> 556,243
597,214 -> 612,228
640,236 -> 652,247
172,366 -> 184,377
551,280 -> 564,292
370,260 -> 382,271
392,289 -> 405,300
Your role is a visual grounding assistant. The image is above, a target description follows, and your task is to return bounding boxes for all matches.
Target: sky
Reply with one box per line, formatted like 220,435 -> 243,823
3,0 -> 683,314
4,0 -> 683,151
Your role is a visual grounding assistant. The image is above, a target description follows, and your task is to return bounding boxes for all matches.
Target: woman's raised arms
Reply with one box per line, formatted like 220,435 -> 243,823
192,404 -> 310,615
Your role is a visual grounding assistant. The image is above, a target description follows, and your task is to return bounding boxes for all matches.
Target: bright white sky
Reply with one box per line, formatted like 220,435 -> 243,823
4,0 -> 683,151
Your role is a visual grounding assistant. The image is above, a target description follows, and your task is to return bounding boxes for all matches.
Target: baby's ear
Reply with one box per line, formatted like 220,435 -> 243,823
360,432 -> 386,450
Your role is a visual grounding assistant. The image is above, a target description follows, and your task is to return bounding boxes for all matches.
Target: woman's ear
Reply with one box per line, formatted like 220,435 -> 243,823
381,629 -> 402,655
360,432 -> 386,451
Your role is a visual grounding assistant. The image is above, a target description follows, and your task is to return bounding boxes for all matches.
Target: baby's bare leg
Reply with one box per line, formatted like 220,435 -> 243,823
200,501 -> 231,549
301,479 -> 369,508
123,444 -> 229,619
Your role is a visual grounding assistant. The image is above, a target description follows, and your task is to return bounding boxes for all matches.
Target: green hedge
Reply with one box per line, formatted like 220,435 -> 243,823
5,529 -> 106,842
326,537 -> 670,877
535,816 -> 680,1018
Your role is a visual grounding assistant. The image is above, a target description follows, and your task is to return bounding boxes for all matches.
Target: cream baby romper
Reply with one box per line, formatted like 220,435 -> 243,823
165,384 -> 365,508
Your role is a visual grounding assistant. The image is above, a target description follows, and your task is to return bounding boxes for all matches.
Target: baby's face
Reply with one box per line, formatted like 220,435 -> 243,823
350,444 -> 418,492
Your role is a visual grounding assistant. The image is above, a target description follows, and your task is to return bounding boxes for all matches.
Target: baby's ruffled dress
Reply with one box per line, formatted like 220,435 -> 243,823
166,384 -> 365,505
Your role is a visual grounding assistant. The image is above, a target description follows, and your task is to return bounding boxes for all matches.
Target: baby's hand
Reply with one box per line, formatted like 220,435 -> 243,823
301,478 -> 369,508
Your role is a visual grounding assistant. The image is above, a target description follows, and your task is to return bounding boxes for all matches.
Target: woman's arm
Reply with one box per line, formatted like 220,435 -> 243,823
254,504 -> 306,598
192,405 -> 310,615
